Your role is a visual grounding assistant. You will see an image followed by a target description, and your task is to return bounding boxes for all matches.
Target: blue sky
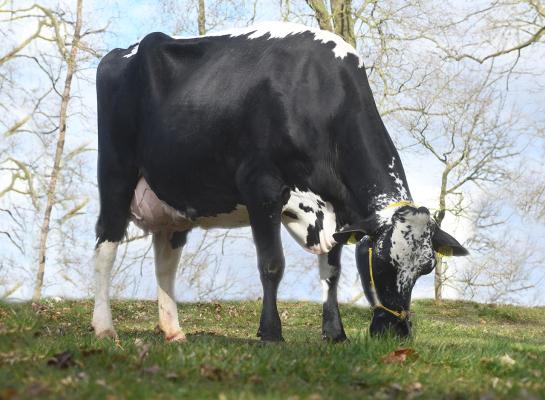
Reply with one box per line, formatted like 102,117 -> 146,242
69,0 -> 545,305
97,1 -> 541,305
3,0 -> 543,306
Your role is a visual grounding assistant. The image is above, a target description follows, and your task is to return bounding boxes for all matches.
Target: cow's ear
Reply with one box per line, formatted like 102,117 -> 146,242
333,216 -> 380,244
432,228 -> 469,256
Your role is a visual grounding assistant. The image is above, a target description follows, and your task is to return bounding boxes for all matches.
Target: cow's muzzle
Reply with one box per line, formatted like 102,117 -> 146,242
370,308 -> 412,338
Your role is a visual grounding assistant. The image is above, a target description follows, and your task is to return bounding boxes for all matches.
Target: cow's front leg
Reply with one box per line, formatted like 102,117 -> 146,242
153,230 -> 188,342
319,244 -> 347,342
238,167 -> 287,342
92,240 -> 119,339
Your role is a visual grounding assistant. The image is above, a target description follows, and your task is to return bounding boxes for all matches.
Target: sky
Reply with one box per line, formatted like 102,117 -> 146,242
91,0 -> 471,304
2,0 -> 544,306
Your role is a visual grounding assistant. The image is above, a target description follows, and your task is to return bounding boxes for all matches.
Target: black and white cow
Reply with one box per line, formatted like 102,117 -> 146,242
92,22 -> 467,342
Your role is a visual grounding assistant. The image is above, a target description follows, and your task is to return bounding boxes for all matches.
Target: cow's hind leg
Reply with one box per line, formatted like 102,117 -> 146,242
93,198 -> 132,338
92,155 -> 137,339
153,230 -> 188,342
237,164 -> 288,342
319,244 -> 347,342
92,240 -> 119,339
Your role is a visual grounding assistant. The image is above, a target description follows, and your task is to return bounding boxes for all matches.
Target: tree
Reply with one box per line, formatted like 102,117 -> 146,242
33,0 -> 85,301
305,0 -> 355,46
439,0 -> 544,66
0,1 -> 106,300
198,0 -> 206,35
298,0 -> 531,301
400,66 -> 520,300
430,0 -> 545,301
159,0 -> 257,36
457,197 -> 540,303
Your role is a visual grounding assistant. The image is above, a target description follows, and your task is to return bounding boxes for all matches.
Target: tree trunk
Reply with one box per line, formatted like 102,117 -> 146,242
306,0 -> 356,47
434,259 -> 443,301
330,0 -> 356,47
305,0 -> 334,32
33,0 -> 84,301
433,166 -> 450,302
197,0 -> 206,35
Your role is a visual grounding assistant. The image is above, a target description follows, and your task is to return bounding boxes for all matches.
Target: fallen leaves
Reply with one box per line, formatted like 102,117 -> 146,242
381,348 -> 417,364
0,382 -> 50,400
200,363 -> 225,381
31,302 -> 49,315
47,351 -> 75,369
248,374 -> 262,384
0,388 -> 18,400
22,382 -> 49,398
481,353 -> 517,371
405,381 -> 423,393
0,351 -> 33,365
133,338 -> 151,366
499,354 -> 516,367
142,364 -> 161,375
165,371 -> 183,381
80,347 -> 104,357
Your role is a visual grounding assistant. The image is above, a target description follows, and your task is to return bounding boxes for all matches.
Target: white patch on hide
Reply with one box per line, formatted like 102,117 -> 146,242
281,188 -> 337,255
389,210 -> 434,294
123,22 -> 362,67
123,44 -> 138,58
374,157 -> 411,225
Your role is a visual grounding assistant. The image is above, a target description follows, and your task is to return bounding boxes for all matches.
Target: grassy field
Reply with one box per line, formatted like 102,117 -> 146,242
0,299 -> 544,399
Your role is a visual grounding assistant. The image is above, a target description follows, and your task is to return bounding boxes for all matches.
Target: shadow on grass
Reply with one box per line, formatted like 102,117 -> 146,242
113,328 -> 275,347
186,331 -> 264,346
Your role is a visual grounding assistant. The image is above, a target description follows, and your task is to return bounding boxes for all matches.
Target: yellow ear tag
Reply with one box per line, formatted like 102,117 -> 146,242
437,246 -> 453,258
347,233 -> 358,245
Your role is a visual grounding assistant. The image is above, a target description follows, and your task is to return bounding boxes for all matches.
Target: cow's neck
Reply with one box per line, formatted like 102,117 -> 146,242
336,122 -> 412,223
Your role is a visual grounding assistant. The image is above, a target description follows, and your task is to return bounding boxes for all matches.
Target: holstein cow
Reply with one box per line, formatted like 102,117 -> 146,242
93,22 -> 467,342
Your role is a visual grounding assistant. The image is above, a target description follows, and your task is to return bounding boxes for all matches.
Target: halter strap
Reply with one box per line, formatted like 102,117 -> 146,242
386,200 -> 415,209
368,247 -> 409,320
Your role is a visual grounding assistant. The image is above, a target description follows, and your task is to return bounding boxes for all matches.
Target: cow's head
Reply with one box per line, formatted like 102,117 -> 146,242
334,205 -> 468,337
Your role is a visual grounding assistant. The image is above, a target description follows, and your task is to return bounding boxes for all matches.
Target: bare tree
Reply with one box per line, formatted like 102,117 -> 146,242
438,0 -> 544,66
198,0 -> 206,35
159,0 -> 256,36
401,64 -> 521,300
33,0 -> 85,301
295,1 -> 541,302
305,0 -> 355,46
0,1 -> 106,300
458,197 -> 541,303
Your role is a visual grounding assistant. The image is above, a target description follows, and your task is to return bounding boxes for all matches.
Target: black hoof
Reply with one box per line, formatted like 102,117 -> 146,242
260,336 -> 285,343
258,330 -> 285,342
322,332 -> 348,343
257,328 -> 283,342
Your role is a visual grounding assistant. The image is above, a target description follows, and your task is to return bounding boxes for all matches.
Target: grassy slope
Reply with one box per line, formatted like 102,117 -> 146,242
0,299 -> 544,399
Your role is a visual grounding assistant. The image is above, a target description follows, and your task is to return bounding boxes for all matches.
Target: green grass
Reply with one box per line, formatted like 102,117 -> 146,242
1,299 -> 544,399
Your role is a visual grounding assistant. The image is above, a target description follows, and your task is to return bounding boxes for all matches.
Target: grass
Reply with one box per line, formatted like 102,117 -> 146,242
1,299 -> 544,399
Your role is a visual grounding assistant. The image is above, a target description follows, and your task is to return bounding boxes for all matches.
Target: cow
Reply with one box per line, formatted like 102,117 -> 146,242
92,21 -> 467,342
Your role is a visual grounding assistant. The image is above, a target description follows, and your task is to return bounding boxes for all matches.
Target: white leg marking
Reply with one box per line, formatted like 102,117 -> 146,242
92,241 -> 119,339
319,254 -> 336,303
153,231 -> 186,342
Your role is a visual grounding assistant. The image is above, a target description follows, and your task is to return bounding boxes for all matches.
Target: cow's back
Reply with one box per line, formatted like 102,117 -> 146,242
97,22 -> 372,224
